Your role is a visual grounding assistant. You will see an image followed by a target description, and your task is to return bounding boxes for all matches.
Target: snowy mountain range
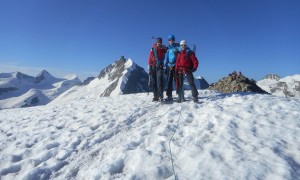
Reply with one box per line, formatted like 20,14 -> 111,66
0,70 -> 81,109
0,57 -> 209,109
257,74 -> 300,98
1,90 -> 300,179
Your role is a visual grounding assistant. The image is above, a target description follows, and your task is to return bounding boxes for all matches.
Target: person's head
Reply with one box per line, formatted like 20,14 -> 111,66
168,34 -> 175,45
156,37 -> 162,47
180,40 -> 187,50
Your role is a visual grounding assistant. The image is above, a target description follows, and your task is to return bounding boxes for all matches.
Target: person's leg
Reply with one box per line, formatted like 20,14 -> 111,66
187,72 -> 199,101
166,69 -> 174,99
151,67 -> 158,101
177,73 -> 184,103
157,67 -> 164,100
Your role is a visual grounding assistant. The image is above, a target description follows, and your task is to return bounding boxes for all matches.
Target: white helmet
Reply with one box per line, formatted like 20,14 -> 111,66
180,40 -> 187,46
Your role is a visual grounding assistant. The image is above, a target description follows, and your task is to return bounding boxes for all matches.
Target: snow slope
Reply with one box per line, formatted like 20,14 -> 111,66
1,90 -> 300,179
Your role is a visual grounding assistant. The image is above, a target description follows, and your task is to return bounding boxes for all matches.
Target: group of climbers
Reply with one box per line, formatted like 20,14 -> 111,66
148,35 -> 199,103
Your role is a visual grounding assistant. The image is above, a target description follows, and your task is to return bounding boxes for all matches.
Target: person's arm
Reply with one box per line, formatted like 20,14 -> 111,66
190,52 -> 199,71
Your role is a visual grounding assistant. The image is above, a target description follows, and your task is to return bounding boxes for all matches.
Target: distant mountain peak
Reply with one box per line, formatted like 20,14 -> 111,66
120,55 -> 126,62
37,69 -> 53,78
35,69 -> 55,83
263,74 -> 280,81
257,74 -> 300,98
90,56 -> 148,97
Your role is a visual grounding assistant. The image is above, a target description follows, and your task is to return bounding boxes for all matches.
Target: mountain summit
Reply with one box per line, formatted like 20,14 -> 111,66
257,74 -> 300,98
262,74 -> 281,81
97,56 -> 148,96
51,57 -> 149,104
208,71 -> 267,94
35,69 -> 55,83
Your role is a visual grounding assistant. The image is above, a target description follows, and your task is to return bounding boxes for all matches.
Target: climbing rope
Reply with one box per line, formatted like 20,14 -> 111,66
168,105 -> 183,180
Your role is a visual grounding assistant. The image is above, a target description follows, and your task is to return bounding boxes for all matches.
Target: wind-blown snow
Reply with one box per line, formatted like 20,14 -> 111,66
1,90 -> 300,179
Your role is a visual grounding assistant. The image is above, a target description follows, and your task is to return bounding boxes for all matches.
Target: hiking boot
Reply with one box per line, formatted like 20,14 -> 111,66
193,97 -> 198,103
166,96 -> 173,101
159,97 -> 164,102
152,97 -> 159,101
177,98 -> 184,103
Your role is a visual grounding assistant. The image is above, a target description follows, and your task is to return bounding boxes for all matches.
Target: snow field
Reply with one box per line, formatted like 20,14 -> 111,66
1,90 -> 300,179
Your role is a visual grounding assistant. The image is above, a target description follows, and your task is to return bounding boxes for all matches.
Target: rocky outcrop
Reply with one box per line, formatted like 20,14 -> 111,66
209,71 -> 268,94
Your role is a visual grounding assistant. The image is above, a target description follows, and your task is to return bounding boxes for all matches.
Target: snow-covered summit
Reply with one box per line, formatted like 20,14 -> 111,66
262,74 -> 281,81
35,69 -> 55,83
0,70 -> 81,109
257,74 -> 300,98
51,57 -> 148,104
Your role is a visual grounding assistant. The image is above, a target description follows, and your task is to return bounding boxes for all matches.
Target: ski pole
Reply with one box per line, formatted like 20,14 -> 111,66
147,74 -> 151,95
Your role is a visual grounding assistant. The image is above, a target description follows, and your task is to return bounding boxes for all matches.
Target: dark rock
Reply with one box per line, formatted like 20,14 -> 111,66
263,74 -> 281,81
97,56 -> 148,97
0,87 -> 18,96
209,71 -> 268,94
81,77 -> 95,86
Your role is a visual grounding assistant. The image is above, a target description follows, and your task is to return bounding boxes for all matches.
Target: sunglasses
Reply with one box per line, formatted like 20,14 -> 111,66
168,39 -> 174,41
181,45 -> 186,47
157,42 -> 162,43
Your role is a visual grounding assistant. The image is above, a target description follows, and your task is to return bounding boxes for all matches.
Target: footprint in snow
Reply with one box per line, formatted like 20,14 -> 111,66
124,139 -> 143,150
45,142 -> 60,150
31,151 -> 53,167
1,164 -> 21,176
90,124 -> 100,131
11,154 -> 23,162
207,121 -> 215,130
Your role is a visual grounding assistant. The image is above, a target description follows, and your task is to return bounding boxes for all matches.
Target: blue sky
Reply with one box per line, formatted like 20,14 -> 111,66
0,0 -> 299,83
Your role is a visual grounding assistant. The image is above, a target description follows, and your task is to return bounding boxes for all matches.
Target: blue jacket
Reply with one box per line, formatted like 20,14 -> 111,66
165,43 -> 180,68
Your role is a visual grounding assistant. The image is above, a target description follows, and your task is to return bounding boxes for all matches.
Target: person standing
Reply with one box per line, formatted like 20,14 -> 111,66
148,37 -> 167,101
165,34 -> 180,101
175,40 -> 199,103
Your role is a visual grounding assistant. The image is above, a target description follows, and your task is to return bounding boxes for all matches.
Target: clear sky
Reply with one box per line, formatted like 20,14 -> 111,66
0,0 -> 299,84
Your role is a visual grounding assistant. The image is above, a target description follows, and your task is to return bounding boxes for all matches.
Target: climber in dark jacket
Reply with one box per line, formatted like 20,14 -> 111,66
148,37 -> 167,101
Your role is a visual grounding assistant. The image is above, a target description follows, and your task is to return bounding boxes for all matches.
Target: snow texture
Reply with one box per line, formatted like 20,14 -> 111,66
1,90 -> 300,179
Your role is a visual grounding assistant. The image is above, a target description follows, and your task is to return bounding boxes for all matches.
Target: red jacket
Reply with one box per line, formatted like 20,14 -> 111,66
175,50 -> 198,72
148,44 -> 167,66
